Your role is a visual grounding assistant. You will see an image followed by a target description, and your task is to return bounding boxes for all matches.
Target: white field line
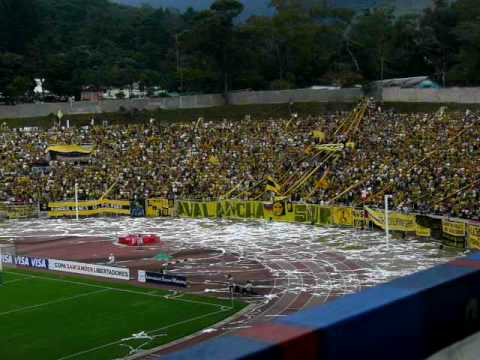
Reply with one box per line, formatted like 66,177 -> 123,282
0,289 -> 109,317
3,276 -> 35,285
56,307 -> 230,360
5,271 -> 224,309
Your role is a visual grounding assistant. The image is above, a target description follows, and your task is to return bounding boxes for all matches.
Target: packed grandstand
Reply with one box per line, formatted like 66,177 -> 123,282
0,100 -> 478,220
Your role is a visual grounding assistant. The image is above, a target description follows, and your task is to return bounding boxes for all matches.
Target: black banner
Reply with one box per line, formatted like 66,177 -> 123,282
130,196 -> 146,217
145,271 -> 187,288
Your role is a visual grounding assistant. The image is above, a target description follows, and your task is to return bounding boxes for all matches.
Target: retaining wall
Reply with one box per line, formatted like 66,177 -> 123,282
382,87 -> 480,103
3,86 -> 480,120
228,88 -> 363,105
0,88 -> 361,120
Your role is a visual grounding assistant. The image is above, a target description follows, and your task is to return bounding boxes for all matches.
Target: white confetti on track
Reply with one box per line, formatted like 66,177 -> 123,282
0,217 -> 465,335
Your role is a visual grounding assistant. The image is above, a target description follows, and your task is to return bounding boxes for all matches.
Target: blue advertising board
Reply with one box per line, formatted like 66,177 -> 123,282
12,256 -> 49,269
144,271 -> 187,288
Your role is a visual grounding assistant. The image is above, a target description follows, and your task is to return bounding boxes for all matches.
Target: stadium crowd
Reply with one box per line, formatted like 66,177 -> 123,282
0,104 -> 478,220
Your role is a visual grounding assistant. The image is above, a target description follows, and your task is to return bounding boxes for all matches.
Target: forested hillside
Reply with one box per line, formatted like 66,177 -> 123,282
113,0 -> 435,16
113,0 -> 274,20
0,0 -> 477,100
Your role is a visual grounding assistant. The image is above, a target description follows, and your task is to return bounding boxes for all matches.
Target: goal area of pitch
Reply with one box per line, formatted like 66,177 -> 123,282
0,243 -> 16,284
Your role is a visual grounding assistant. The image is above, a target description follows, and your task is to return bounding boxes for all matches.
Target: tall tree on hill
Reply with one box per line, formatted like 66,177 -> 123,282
387,14 -> 429,78
0,53 -> 25,97
211,0 -> 245,95
184,0 -> 244,94
418,0 -> 458,86
447,0 -> 480,85
350,8 -> 395,81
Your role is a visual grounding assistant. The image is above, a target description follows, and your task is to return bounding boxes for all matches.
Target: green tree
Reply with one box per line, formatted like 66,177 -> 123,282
418,0 -> 458,86
350,8 -> 395,81
5,76 -> 33,100
182,1 -> 244,94
210,0 -> 245,94
387,15 -> 428,78
447,0 -> 480,85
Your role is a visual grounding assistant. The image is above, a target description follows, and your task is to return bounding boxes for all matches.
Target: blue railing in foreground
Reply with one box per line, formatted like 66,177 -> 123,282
161,253 -> 480,360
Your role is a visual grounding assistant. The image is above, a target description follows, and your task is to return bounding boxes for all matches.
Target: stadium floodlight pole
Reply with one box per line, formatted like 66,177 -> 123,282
385,194 -> 393,248
75,182 -> 79,221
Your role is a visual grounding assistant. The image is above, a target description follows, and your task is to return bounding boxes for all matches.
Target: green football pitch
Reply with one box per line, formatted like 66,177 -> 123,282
0,269 -> 245,360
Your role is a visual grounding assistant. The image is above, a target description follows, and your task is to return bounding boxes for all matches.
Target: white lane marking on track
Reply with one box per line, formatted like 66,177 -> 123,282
276,260 -> 305,314
302,261 -> 329,309
5,271 -> 223,309
56,307 -> 230,360
243,261 -> 285,322
0,289 -> 109,317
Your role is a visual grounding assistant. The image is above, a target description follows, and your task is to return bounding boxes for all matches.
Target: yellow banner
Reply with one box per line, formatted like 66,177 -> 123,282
332,207 -> 354,227
173,200 -> 347,226
47,145 -> 92,154
176,201 -> 217,218
365,207 -> 416,232
468,224 -> 480,250
315,143 -> 345,152
217,200 -> 265,220
176,200 -> 274,220
293,204 -> 333,225
264,201 -> 296,222
442,220 -> 466,237
146,198 -> 174,217
47,145 -> 92,155
48,199 -> 130,217
353,209 -> 367,228
416,224 -> 431,237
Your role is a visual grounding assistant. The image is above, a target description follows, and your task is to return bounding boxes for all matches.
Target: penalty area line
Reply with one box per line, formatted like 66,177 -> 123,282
0,289 -> 110,317
2,276 -> 35,285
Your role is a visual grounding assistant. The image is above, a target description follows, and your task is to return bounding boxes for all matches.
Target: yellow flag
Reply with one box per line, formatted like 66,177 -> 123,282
265,176 -> 282,194
315,170 -> 330,190
208,155 -> 220,165
304,145 -> 314,155
316,178 -> 330,190
312,130 -> 326,141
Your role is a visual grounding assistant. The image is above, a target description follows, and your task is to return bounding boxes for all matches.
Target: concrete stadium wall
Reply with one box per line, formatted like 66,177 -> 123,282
382,87 -> 480,103
144,94 -> 225,111
228,88 -> 363,105
4,86 -> 480,120
162,252 -> 480,360
0,95 -> 225,120
0,88 -> 362,120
